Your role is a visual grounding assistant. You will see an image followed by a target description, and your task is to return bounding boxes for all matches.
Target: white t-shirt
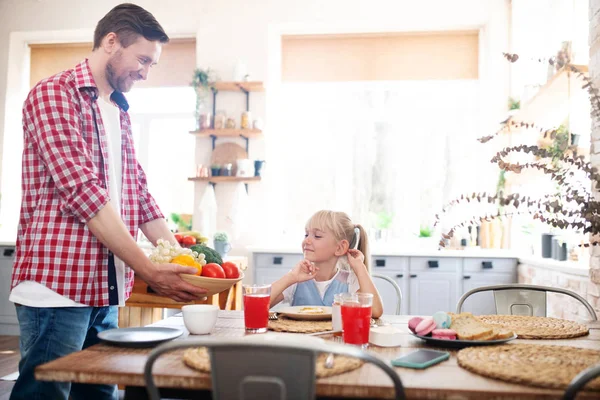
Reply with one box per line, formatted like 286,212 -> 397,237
282,268 -> 361,305
10,95 -> 127,307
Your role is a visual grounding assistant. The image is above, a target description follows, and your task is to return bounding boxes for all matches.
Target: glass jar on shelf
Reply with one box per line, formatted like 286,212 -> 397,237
198,113 -> 212,130
225,118 -> 236,129
241,111 -> 251,129
214,110 -> 226,129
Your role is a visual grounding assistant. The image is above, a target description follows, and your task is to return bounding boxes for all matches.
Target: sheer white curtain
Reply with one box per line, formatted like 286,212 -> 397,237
265,80 -> 494,243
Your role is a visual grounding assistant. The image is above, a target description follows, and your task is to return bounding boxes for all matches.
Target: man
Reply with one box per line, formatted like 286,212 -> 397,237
9,4 -> 206,399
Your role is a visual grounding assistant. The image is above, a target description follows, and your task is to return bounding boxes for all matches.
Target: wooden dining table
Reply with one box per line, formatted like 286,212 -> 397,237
35,311 -> 600,399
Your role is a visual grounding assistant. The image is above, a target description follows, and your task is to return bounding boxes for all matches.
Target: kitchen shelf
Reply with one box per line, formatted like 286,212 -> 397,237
508,65 -> 588,125
212,81 -> 264,92
189,129 -> 263,138
188,176 -> 261,183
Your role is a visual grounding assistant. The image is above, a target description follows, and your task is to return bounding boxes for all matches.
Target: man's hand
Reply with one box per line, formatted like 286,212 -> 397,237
140,263 -> 208,303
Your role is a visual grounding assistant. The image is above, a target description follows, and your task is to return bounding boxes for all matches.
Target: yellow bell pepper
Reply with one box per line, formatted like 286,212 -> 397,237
171,255 -> 202,276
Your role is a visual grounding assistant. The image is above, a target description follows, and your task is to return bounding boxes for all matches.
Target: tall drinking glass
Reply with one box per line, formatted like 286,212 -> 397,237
243,284 -> 271,333
340,293 -> 373,347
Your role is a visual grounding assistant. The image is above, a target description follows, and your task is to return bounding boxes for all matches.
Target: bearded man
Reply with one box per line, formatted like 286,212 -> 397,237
9,4 -> 206,399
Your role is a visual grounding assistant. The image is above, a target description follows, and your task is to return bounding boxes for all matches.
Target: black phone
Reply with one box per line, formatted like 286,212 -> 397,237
391,349 -> 450,369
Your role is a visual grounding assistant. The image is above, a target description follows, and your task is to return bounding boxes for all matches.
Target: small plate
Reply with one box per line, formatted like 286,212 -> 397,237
411,333 -> 517,349
98,327 -> 183,348
277,306 -> 333,321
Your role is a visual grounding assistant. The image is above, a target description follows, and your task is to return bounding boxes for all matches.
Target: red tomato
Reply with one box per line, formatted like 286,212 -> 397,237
182,236 -> 197,246
174,233 -> 183,244
201,263 -> 226,279
221,261 -> 240,279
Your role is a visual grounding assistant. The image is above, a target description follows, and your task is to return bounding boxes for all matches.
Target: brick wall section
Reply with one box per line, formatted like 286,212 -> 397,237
589,0 -> 600,310
519,264 -> 596,320
591,1 -> 600,288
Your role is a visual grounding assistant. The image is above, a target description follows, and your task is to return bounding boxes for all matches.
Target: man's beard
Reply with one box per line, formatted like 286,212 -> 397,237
106,53 -> 133,93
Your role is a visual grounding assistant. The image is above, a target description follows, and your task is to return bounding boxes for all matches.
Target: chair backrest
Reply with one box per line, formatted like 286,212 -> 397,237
144,336 -> 406,400
372,273 -> 402,315
456,284 -> 598,321
563,363 -> 600,400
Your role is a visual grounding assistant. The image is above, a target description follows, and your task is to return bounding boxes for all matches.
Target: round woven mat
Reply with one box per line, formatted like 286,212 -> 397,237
458,343 -> 600,390
477,315 -> 589,339
183,347 -> 362,378
268,316 -> 333,333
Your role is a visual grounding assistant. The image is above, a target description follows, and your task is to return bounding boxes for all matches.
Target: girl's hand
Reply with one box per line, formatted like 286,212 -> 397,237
346,249 -> 366,272
289,259 -> 319,283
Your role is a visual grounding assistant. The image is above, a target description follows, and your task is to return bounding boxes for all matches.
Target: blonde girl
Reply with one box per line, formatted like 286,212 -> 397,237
270,210 -> 383,318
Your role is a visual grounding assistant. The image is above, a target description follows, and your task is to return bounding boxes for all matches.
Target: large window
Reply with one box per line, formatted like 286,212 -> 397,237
265,80 -> 497,244
127,87 -> 196,220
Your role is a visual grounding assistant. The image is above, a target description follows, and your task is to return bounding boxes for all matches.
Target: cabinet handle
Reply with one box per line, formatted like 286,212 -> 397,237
273,257 -> 283,265
410,274 -> 417,278
463,275 -> 472,280
375,259 -> 386,267
428,260 -> 439,268
482,261 -> 493,269
396,274 -> 404,278
3,248 -> 14,257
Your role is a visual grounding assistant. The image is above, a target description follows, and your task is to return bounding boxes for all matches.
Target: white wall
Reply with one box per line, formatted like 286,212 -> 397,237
0,0 -> 510,272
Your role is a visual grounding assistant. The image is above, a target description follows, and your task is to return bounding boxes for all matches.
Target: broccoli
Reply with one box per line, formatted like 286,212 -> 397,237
189,244 -> 223,265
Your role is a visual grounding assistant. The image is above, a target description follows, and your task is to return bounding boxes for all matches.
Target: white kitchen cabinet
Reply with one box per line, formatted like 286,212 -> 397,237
409,271 -> 459,316
371,269 -> 409,315
0,246 -> 18,335
254,268 -> 287,286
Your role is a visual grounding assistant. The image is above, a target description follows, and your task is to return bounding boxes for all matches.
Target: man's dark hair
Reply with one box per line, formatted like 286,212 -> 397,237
93,3 -> 169,50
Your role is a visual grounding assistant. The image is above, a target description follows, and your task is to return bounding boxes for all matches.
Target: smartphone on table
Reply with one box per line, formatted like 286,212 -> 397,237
391,349 -> 449,369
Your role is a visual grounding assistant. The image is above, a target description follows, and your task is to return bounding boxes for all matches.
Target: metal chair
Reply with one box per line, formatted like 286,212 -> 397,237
563,363 -> 600,400
144,336 -> 406,400
372,273 -> 403,315
456,284 -> 597,321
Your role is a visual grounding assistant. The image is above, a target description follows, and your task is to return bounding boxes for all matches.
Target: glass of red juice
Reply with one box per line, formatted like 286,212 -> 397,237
243,284 -> 271,333
340,293 -> 373,347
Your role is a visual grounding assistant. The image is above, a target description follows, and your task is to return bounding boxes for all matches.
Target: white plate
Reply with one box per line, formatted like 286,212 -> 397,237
98,327 -> 183,348
277,306 -> 332,321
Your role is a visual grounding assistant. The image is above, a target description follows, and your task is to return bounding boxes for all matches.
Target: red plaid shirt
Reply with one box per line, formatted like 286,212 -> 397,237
11,60 -> 163,306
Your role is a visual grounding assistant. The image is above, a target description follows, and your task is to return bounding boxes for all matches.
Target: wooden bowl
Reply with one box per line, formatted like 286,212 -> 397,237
181,271 -> 245,297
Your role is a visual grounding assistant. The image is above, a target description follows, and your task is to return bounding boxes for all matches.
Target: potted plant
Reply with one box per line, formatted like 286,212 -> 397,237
417,225 -> 437,248
507,97 -> 520,116
213,231 -> 231,258
371,211 -> 393,242
191,68 -> 217,128
210,164 -> 221,177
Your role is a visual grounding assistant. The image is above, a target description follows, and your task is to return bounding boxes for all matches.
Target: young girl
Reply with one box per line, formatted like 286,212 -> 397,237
270,210 -> 384,318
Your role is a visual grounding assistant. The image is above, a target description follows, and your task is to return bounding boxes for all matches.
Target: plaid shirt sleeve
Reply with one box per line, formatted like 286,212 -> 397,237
136,160 -> 164,224
25,81 -> 109,223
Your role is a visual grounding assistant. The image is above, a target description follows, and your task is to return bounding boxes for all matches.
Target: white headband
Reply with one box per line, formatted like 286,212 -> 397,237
353,227 -> 360,249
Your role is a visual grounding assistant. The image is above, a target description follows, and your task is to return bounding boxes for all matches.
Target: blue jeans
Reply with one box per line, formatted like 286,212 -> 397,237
10,305 -> 118,400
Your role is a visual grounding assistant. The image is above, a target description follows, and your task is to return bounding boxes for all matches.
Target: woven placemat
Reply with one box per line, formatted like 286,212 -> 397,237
268,316 -> 333,333
183,347 -> 362,378
477,315 -> 589,339
458,343 -> 600,390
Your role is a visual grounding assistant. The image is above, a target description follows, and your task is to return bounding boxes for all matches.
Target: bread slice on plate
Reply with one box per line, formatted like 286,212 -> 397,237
492,327 -> 515,340
448,312 -> 494,340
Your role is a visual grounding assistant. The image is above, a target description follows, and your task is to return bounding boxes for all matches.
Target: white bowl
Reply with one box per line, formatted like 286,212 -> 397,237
182,304 -> 219,335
